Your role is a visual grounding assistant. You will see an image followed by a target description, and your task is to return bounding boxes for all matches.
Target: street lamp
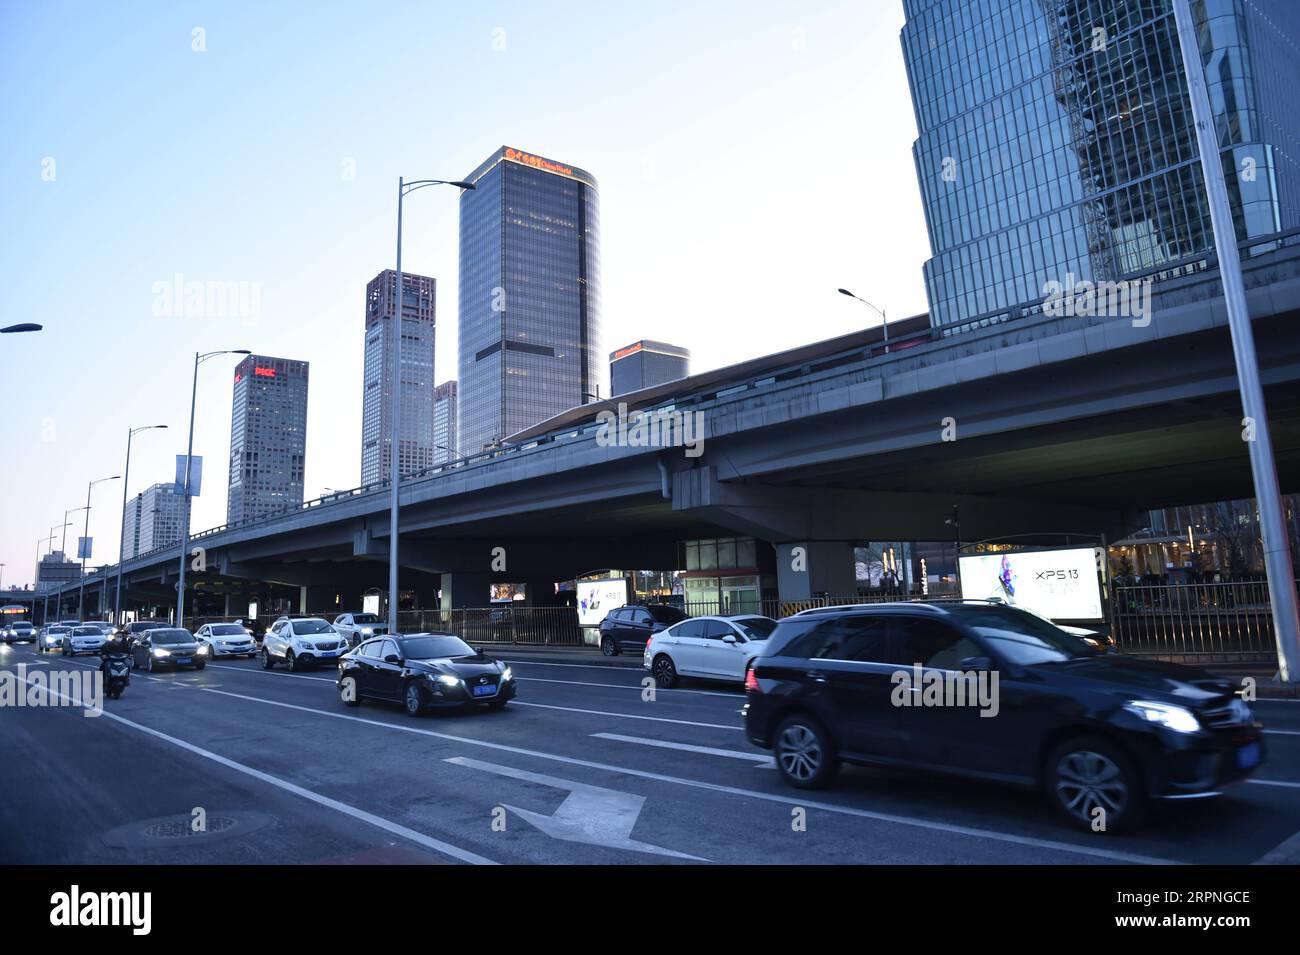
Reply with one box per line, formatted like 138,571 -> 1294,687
1,323 -> 41,334
42,523 -> 69,624
838,288 -> 890,353
387,176 -> 474,636
115,425 -> 167,624
78,475 -> 121,619
177,350 -> 250,628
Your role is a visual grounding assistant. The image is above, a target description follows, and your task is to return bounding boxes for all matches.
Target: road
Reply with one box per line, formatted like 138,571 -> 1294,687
2,640 -> 1298,865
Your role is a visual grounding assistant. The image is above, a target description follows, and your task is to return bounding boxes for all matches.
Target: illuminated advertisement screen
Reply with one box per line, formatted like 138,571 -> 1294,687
958,548 -> 1104,621
577,578 -> 629,628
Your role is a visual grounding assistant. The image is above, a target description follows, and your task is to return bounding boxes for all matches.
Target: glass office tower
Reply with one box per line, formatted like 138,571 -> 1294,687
458,147 -> 601,452
901,0 -> 1300,333
609,340 -> 691,397
227,355 -> 309,523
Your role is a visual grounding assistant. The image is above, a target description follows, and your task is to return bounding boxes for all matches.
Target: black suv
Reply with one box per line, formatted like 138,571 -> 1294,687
598,603 -> 688,656
744,602 -> 1264,831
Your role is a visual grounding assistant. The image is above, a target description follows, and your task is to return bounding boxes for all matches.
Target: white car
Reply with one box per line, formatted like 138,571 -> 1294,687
643,614 -> 778,687
261,617 -> 347,671
195,622 -> 258,658
39,625 -> 71,653
62,625 -> 107,656
332,612 -> 388,647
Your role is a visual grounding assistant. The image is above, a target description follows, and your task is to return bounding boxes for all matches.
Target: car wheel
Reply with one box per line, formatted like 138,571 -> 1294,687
146,654 -> 155,673
261,648 -> 274,669
194,660 -> 206,671
131,654 -> 138,671
340,675 -> 361,707
488,698 -> 509,710
403,682 -> 425,717
652,654 -> 679,688
287,651 -> 300,672
1046,736 -> 1146,832
773,713 -> 838,789
600,636 -> 619,657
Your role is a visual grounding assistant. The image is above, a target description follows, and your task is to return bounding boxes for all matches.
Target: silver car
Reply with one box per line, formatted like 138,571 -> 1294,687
62,625 -> 108,656
195,622 -> 258,658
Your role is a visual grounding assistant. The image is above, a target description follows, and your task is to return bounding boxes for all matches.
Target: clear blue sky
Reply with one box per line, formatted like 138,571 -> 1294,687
0,0 -> 930,588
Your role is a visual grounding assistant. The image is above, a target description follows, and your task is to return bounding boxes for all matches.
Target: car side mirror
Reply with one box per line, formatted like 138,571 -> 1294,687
959,655 -> 993,671
721,635 -> 737,645
383,654 -> 402,664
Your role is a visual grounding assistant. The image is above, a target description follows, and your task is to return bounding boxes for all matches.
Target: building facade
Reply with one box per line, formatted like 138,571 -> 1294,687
361,269 -> 437,484
901,0 -> 1300,333
227,354 -> 309,523
609,340 -> 691,397
433,380 -> 458,464
35,551 -> 80,592
122,482 -> 185,559
458,146 -> 601,451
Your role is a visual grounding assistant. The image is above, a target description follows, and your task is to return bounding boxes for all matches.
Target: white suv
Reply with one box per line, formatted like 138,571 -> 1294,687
332,612 -> 388,647
643,614 -> 778,688
261,617 -> 347,671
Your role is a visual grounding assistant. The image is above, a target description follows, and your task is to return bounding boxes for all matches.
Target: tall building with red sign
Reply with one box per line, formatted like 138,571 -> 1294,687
457,146 -> 600,452
609,340 -> 690,397
228,354 -> 309,523
361,268 -> 437,485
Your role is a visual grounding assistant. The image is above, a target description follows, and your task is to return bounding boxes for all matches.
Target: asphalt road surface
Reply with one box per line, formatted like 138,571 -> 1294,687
3,641 -> 1298,865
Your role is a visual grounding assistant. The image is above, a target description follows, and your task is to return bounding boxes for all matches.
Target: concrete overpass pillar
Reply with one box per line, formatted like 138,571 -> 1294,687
440,573 -> 490,611
775,541 -> 857,602
299,585 -> 338,617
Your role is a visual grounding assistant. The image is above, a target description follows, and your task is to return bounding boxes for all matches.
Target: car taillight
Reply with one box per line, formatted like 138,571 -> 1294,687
744,666 -> 761,693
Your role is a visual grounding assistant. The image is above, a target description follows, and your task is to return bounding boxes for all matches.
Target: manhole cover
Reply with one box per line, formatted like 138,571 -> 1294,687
102,810 -> 273,849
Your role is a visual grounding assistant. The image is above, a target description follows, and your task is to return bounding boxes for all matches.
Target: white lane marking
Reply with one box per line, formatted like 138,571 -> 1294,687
10,673 -> 498,866
194,686 -> 1179,865
504,659 -> 644,671
207,663 -> 335,683
445,757 -> 705,860
517,675 -> 741,699
510,700 -> 741,730
1263,729 -> 1300,736
1249,778 -> 1300,789
592,732 -> 773,765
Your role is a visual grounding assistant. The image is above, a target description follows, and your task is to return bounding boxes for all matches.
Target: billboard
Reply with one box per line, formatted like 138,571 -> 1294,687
175,454 -> 203,496
958,547 -> 1105,622
577,577 -> 630,627
77,537 -> 92,560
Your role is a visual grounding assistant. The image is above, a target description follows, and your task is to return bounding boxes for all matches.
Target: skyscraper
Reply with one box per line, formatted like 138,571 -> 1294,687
434,380 -> 458,465
227,354 -> 309,523
458,146 -> 601,451
901,0 -> 1300,333
361,269 -> 437,484
609,340 -> 691,397
122,483 -> 184,559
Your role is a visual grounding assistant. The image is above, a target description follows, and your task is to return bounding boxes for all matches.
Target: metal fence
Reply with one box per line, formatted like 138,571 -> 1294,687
1110,579 -> 1291,663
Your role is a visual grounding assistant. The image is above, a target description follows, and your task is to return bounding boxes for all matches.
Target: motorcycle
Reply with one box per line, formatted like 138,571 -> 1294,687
101,650 -> 131,700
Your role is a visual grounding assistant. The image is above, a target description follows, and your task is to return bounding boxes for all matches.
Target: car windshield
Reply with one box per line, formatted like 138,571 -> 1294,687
733,617 -> 777,640
151,629 -> 194,645
648,605 -> 687,624
210,624 -> 246,635
71,627 -> 100,636
292,620 -> 334,634
48,627 -> 69,634
400,635 -> 475,659
353,614 -> 380,624
963,606 -> 1101,665
13,623 -> 32,630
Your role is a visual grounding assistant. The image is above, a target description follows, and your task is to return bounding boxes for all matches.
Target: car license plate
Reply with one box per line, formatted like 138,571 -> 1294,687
1236,742 -> 1261,769
320,649 -> 338,657
472,684 -> 496,697
174,657 -> 191,665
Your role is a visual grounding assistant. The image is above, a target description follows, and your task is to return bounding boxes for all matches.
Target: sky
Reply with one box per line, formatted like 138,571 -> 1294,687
0,0 -> 931,589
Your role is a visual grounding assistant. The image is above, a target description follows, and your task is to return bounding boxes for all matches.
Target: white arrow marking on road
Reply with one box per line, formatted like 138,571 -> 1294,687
591,732 -> 775,767
445,756 -> 706,861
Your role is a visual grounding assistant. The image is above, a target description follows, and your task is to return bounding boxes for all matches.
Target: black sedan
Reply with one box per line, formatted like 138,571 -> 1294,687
338,633 -> 516,717
131,627 -> 208,671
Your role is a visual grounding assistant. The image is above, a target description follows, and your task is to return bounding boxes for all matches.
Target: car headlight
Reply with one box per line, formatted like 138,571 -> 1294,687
1124,700 -> 1200,733
501,666 -> 513,682
153,647 -> 171,657
197,644 -> 210,655
433,674 -> 460,687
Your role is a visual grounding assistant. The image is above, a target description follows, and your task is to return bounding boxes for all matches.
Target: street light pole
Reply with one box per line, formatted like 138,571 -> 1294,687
78,475 -> 120,620
115,425 -> 167,624
838,288 -> 890,353
1173,0 -> 1300,682
387,176 -> 474,637
177,351 -> 249,629
42,524 -> 67,625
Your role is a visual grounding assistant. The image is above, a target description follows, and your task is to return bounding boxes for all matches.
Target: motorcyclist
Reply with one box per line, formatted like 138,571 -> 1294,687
99,627 -> 132,674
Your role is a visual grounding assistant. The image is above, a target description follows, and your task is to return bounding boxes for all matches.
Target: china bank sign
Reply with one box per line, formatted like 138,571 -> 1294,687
504,147 -> 573,176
